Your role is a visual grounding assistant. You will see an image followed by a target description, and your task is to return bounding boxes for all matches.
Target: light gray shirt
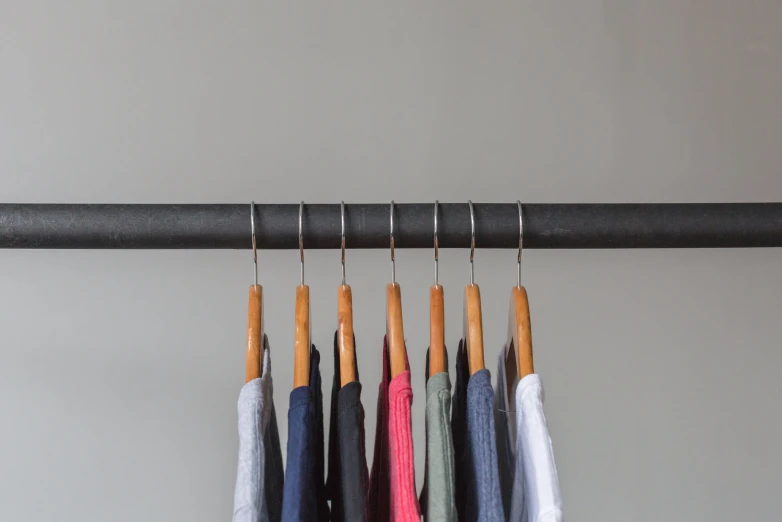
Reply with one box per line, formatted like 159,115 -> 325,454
233,338 -> 284,522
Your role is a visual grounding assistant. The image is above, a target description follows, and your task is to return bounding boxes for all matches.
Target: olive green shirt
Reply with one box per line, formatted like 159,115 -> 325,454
419,364 -> 457,521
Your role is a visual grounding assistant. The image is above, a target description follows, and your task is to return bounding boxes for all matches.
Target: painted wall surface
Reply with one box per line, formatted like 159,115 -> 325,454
1,2 -> 781,520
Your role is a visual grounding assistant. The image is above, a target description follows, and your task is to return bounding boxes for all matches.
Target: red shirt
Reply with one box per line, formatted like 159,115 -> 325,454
368,337 -> 421,522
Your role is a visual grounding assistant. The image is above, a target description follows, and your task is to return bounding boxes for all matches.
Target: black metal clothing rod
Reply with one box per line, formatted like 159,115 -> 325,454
1,203 -> 781,249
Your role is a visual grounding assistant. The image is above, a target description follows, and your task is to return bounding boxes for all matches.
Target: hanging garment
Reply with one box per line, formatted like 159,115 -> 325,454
281,346 -> 329,522
233,337 -> 284,522
451,341 -> 469,521
367,338 -> 391,522
512,374 -> 563,522
327,332 -> 369,522
310,347 -> 330,521
494,352 -> 517,520
419,347 -> 457,522
452,341 -> 504,522
368,337 -> 421,522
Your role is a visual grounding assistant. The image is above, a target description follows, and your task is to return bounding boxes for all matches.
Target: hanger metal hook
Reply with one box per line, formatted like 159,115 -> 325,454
251,201 -> 258,286
468,200 -> 475,285
434,200 -> 439,286
341,201 -> 346,285
517,200 -> 523,287
299,201 -> 305,286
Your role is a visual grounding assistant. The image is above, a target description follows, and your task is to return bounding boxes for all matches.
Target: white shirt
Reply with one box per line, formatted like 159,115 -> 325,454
512,374 -> 564,522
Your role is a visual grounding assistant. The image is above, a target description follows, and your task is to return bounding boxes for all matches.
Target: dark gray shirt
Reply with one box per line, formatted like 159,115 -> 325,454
327,332 -> 368,522
494,351 -> 517,520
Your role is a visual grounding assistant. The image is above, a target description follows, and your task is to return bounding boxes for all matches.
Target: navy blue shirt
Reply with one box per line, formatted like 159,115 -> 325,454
281,346 -> 329,522
452,341 -> 505,522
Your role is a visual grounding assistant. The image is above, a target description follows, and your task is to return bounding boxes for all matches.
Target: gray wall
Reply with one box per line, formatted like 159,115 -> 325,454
2,1 -> 781,521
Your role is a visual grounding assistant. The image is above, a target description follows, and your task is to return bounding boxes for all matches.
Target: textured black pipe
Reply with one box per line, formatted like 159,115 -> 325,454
0,203 -> 781,249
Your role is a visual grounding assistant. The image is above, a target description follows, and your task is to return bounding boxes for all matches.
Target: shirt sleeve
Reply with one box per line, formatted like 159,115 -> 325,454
233,379 -> 265,522
515,374 -> 564,522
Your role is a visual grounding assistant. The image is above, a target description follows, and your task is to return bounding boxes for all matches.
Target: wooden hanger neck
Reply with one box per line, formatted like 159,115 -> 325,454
463,283 -> 485,375
293,284 -> 310,388
429,284 -> 446,377
245,284 -> 263,383
507,285 -> 534,387
387,282 -> 407,378
338,284 -> 356,387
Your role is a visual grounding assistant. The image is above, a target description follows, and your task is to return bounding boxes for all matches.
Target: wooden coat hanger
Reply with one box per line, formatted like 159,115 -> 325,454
463,201 -> 485,375
429,201 -> 446,377
505,202 -> 534,399
338,202 -> 357,387
245,202 -> 264,383
387,201 -> 408,378
293,202 -> 311,388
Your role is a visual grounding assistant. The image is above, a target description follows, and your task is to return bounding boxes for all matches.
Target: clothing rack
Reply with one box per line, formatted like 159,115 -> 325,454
1,203 -> 781,249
